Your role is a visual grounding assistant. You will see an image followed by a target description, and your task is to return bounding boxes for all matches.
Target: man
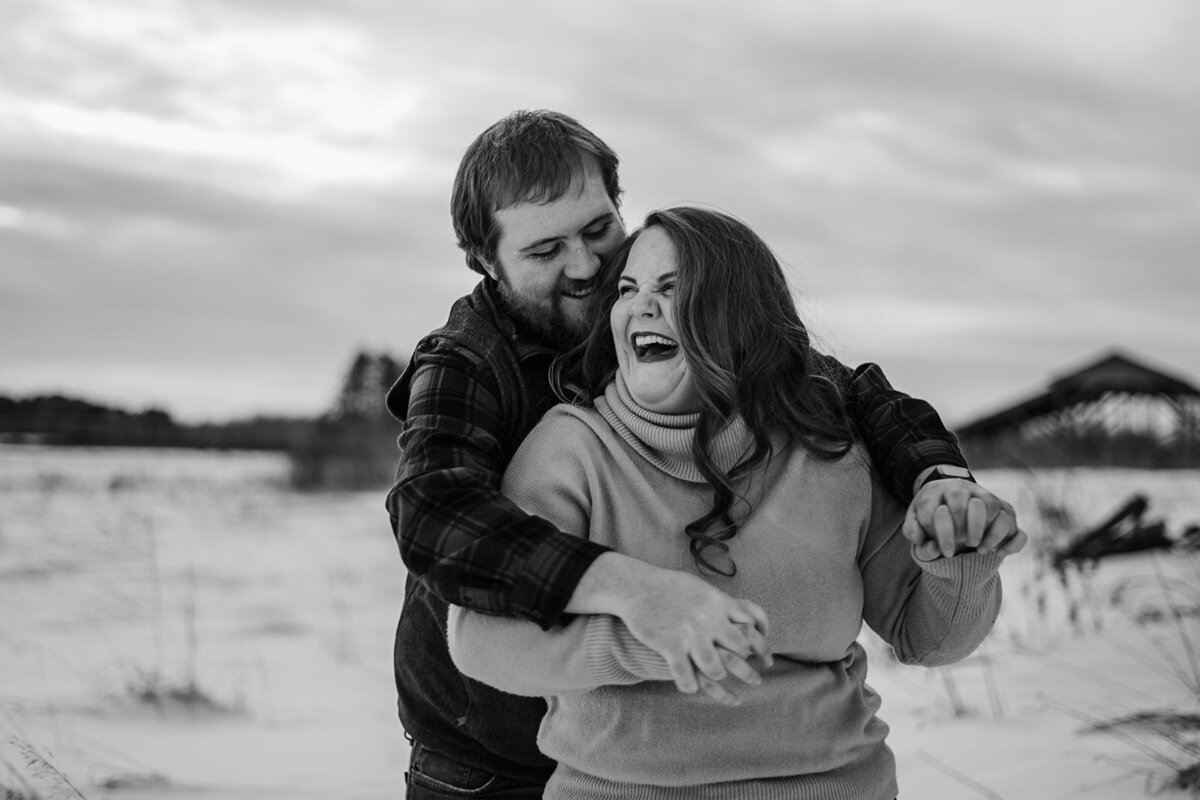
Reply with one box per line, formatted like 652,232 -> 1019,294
385,110 -> 1022,799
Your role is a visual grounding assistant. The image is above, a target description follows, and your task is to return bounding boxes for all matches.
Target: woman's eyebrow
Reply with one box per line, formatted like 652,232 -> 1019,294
618,271 -> 678,284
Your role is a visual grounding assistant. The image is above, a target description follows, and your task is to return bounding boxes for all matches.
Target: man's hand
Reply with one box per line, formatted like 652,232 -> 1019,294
619,570 -> 771,704
903,478 -> 1027,560
567,553 -> 772,704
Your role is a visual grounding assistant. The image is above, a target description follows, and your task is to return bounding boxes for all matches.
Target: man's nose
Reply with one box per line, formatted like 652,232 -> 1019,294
562,240 -> 601,280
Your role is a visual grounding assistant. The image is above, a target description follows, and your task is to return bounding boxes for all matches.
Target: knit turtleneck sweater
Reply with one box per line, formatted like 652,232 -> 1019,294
448,380 -> 1004,800
594,373 -> 753,483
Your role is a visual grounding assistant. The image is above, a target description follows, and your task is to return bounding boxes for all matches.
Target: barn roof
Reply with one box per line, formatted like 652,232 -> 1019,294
956,350 -> 1200,439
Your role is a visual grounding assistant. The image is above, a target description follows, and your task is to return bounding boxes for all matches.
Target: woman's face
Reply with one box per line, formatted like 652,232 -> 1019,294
610,227 -> 700,414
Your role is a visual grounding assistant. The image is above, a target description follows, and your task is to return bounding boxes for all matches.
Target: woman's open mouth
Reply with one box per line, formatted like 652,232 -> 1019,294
631,332 -> 679,362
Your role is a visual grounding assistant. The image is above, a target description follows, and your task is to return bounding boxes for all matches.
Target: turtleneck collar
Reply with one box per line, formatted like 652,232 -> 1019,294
594,373 -> 754,484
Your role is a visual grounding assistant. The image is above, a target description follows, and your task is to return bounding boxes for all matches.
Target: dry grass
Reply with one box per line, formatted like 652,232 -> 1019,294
1019,472 -> 1200,795
0,738 -> 86,800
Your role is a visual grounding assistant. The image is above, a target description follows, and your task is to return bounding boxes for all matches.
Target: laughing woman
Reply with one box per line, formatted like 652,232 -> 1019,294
447,207 -> 1019,800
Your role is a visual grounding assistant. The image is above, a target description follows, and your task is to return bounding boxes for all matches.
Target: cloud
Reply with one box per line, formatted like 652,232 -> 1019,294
1,0 -> 443,200
0,146 -> 471,419
2,0 -> 1198,422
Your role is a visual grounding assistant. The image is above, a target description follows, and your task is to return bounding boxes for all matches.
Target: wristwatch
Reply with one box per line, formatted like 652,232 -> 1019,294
918,465 -> 976,490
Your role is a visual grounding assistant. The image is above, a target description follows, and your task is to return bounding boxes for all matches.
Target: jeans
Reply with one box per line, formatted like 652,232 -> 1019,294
405,742 -> 896,799
405,743 -> 547,799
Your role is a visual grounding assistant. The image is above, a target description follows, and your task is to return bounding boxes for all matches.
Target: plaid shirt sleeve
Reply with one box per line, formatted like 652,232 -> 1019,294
815,353 -> 969,502
386,359 -> 610,629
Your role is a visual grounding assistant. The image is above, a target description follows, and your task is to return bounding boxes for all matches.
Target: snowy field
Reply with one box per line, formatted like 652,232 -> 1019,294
2,444 -> 1198,799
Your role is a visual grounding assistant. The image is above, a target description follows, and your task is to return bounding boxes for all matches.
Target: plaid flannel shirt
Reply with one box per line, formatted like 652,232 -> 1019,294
389,355 -> 610,630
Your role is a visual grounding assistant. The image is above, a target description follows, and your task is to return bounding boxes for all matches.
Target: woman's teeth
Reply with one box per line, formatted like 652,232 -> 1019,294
632,333 -> 678,359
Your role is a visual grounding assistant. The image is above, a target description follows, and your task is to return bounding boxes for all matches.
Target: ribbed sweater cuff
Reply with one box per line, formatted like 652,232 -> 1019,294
914,549 -> 1004,623
583,616 -> 674,685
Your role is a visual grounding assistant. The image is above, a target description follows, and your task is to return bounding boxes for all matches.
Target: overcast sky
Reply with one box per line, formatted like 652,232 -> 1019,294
2,0 -> 1198,426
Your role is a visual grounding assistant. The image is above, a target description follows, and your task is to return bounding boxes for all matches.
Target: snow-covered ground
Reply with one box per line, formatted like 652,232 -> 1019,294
2,445 -> 1198,799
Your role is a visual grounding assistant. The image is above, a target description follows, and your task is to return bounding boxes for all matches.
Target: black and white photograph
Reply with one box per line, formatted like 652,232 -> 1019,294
3,2 -> 1199,798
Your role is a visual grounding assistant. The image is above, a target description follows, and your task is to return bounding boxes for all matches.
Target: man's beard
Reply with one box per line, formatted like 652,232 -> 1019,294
496,279 -> 597,351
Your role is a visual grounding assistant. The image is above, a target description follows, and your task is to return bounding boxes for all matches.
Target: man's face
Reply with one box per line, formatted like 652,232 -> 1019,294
483,165 -> 625,348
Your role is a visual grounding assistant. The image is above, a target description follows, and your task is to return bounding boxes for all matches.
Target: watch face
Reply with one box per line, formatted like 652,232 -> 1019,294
937,466 -> 972,480
922,466 -> 975,489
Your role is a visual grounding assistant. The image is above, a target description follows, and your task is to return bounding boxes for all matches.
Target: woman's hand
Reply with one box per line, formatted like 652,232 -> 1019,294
568,552 -> 773,702
620,568 -> 772,701
695,624 -> 773,706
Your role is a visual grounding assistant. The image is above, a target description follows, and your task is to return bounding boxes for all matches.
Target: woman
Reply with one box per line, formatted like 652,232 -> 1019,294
447,207 -> 1010,799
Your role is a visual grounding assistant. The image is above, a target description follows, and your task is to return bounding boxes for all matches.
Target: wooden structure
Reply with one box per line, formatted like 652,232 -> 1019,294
956,350 -> 1200,467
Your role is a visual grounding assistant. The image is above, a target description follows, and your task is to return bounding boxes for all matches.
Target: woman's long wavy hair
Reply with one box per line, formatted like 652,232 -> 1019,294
553,206 -> 857,575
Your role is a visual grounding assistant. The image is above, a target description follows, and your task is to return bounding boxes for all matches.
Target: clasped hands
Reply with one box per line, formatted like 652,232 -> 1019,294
903,477 -> 1027,561
615,478 -> 1026,706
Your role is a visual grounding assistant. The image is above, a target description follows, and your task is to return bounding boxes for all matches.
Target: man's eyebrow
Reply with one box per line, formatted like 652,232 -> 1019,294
517,212 -> 615,254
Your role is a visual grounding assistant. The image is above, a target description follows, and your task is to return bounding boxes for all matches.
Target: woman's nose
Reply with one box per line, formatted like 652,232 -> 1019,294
630,286 -> 659,316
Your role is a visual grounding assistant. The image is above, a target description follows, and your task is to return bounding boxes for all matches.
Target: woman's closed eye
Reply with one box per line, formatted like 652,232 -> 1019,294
618,280 -> 675,299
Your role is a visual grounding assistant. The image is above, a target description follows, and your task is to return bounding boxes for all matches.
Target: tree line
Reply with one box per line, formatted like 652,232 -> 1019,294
1,350 -> 408,489
288,351 -> 407,490
0,394 -> 308,450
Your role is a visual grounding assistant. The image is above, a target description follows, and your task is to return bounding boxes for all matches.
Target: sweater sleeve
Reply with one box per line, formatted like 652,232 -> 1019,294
447,605 -> 673,697
857,479 -> 1004,667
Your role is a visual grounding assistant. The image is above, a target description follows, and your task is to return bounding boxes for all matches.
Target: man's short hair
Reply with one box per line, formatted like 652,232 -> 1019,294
451,110 -> 622,275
